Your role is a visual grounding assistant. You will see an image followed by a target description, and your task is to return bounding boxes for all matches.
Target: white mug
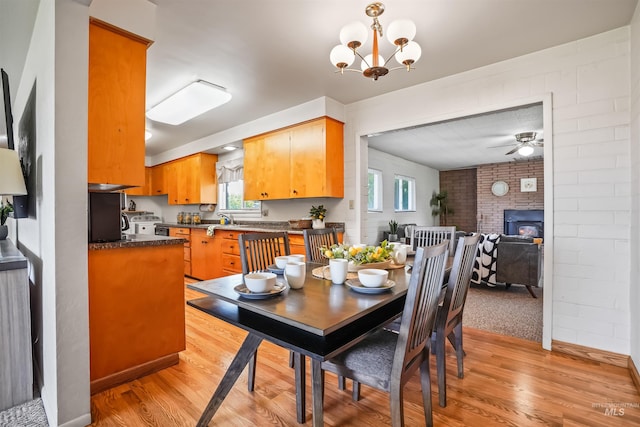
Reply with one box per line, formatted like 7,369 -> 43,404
393,245 -> 407,265
288,254 -> 305,263
285,261 -> 306,289
329,258 -> 349,284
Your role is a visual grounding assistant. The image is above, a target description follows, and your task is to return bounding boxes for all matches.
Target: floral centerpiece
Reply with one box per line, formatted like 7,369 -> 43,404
321,240 -> 394,270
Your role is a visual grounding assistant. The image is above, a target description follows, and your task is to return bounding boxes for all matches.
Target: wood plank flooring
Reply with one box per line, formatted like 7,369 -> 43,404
90,282 -> 640,426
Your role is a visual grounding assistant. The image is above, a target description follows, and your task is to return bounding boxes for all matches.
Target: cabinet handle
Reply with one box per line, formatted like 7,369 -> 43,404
230,261 -> 234,265
293,189 -> 297,194
202,241 -> 207,244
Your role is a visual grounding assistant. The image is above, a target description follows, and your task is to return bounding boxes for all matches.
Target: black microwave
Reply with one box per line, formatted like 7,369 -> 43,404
88,192 -> 122,243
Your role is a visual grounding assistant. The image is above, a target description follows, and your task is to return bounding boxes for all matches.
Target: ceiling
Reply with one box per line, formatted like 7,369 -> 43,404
1,0 -> 638,170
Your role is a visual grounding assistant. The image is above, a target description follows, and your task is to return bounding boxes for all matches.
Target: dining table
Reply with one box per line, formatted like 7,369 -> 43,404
187,258 -> 452,426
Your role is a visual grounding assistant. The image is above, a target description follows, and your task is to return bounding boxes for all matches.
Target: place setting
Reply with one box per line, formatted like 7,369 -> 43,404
233,272 -> 287,299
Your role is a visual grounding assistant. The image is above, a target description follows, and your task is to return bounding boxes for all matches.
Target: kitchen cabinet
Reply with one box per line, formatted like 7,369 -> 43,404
88,242 -> 185,394
288,234 -> 306,256
191,228 -> 219,280
166,153 -> 218,205
151,164 -> 166,195
244,117 -> 344,200
218,229 -> 243,276
88,19 -> 151,189
170,227 -> 192,276
124,167 -> 153,196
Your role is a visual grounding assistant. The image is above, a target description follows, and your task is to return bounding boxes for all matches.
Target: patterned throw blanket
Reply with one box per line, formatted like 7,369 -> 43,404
471,233 -> 500,286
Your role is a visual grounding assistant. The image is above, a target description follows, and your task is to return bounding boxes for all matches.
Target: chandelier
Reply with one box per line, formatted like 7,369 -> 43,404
329,2 -> 421,81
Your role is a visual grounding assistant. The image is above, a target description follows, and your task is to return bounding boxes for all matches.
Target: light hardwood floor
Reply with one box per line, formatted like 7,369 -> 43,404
90,282 -> 640,426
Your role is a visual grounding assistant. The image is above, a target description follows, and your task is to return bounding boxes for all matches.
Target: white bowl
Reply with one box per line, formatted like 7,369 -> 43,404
357,269 -> 389,288
244,272 -> 277,293
275,256 -> 289,269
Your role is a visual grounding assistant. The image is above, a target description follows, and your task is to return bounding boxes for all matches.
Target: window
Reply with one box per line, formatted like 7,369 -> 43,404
218,180 -> 260,211
368,168 -> 383,211
394,175 -> 416,212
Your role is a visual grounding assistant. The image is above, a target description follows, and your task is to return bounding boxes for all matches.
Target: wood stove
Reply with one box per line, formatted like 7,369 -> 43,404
504,209 -> 544,238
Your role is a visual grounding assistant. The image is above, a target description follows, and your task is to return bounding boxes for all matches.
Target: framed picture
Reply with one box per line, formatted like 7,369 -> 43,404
521,178 -> 537,192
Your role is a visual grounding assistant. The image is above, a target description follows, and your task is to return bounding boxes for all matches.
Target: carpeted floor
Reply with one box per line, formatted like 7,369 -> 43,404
463,283 -> 543,342
0,398 -> 48,427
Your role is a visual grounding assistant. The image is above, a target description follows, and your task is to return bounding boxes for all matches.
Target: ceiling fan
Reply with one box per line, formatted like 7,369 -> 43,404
503,131 -> 544,156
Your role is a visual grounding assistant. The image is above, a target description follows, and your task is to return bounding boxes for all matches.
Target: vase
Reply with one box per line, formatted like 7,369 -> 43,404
388,233 -> 399,242
312,219 -> 325,229
0,225 -> 7,240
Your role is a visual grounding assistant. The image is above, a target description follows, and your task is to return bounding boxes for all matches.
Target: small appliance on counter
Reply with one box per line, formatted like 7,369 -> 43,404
89,192 -> 123,243
129,214 -> 162,235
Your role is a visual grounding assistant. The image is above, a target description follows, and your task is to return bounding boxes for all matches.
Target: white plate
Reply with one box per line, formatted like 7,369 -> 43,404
234,281 -> 287,299
345,279 -> 396,294
267,264 -> 285,274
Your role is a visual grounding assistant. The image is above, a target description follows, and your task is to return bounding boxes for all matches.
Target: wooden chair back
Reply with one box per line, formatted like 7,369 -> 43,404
437,234 -> 481,332
238,232 -> 291,274
411,226 -> 456,254
303,228 -> 339,264
393,242 -> 449,383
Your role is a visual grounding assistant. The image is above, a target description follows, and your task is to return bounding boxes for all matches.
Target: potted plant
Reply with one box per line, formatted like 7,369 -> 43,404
0,200 -> 14,240
388,220 -> 399,242
430,190 -> 454,226
309,205 -> 327,229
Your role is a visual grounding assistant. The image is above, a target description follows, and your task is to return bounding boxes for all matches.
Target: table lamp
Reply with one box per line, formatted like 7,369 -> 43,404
0,147 -> 28,203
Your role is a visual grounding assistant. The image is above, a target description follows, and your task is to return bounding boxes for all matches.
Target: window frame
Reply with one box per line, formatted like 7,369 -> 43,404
394,174 -> 416,212
217,180 -> 261,215
367,168 -> 383,212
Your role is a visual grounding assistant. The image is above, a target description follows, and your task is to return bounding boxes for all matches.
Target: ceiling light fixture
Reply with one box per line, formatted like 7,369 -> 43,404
329,2 -> 421,81
146,80 -> 231,125
517,145 -> 534,156
222,146 -> 237,151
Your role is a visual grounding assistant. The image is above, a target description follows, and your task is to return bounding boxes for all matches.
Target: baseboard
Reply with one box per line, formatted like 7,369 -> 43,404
552,340 -> 628,368
629,357 -> 640,394
90,353 -> 179,394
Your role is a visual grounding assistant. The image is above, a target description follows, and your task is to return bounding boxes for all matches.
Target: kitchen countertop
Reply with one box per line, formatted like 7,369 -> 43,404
0,240 -> 28,271
88,234 -> 187,250
156,221 -> 345,235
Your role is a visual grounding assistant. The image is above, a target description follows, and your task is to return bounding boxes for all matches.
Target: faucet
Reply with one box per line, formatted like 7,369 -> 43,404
219,213 -> 234,225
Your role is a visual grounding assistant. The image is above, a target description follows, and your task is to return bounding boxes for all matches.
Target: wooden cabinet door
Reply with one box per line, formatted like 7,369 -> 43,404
290,119 -> 326,198
166,160 -> 181,205
244,131 -> 290,200
151,164 -> 166,195
190,229 -> 217,280
166,154 -> 217,205
88,20 -> 148,188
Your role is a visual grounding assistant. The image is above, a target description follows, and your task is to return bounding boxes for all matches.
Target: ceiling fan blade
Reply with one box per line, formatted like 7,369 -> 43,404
531,141 -> 544,147
505,146 -> 520,155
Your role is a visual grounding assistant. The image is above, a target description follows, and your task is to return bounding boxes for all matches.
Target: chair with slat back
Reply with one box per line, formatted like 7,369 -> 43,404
238,232 -> 291,392
432,233 -> 481,407
303,228 -> 339,264
321,243 -> 449,427
411,226 -> 456,254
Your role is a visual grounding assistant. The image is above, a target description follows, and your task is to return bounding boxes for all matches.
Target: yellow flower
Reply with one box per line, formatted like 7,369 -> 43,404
324,250 -> 334,258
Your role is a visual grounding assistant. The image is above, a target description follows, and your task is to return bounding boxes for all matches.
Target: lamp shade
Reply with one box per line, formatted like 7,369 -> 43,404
339,21 -> 368,48
395,41 -> 422,66
386,19 -> 416,46
518,145 -> 534,156
330,45 -> 355,69
0,148 -> 27,195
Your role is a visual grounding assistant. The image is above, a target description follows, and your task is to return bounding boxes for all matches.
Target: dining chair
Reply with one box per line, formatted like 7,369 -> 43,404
238,232 -> 291,391
411,225 -> 456,254
303,227 -> 339,264
432,233 -> 480,407
321,242 -> 449,427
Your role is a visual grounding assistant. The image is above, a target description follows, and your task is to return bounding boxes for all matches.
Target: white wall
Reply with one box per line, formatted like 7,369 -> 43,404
629,4 -> 640,372
366,147 -> 438,245
341,28 -> 632,354
12,0 -> 91,425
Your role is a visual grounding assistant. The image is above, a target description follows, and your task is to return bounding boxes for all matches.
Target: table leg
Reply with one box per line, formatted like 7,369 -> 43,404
311,359 -> 324,427
294,352 -> 306,423
196,334 -> 263,427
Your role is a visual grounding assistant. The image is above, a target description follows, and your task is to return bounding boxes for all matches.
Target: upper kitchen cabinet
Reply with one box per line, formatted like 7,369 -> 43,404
88,19 -> 151,190
244,117 -> 344,200
124,167 -> 153,196
167,153 -> 218,205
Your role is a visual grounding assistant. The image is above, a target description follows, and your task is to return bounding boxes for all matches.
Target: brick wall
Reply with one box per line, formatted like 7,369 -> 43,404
438,168 -> 477,232
477,158 -> 544,233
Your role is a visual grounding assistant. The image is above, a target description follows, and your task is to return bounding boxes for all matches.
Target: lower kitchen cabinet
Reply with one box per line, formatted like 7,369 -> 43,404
190,228 -> 218,280
170,227 -> 191,276
88,242 -> 185,393
218,230 -> 243,276
289,234 -> 306,255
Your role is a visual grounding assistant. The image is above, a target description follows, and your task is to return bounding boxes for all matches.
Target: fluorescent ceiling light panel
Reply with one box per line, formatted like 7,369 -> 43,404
146,80 -> 231,125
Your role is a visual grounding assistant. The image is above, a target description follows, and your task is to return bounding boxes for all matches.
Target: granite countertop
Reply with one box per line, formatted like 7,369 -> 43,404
88,234 -> 187,250
0,239 -> 28,271
156,221 -> 345,235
